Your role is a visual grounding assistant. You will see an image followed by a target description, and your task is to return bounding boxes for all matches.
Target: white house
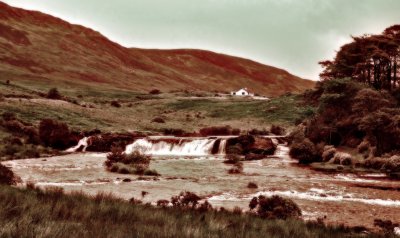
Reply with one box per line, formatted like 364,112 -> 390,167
230,88 -> 254,96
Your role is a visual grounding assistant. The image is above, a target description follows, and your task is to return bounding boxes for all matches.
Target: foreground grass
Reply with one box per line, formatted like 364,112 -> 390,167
0,185 -> 383,238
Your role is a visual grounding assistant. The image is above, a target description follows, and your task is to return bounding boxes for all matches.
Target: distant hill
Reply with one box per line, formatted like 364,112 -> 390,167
0,1 -> 315,96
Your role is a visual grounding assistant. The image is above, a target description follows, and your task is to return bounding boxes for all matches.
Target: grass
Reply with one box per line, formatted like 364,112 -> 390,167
0,185 -> 383,238
168,94 -> 316,126
0,80 -> 316,134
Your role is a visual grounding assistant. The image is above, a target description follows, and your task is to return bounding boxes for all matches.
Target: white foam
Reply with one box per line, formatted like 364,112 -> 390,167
125,138 -> 219,156
394,227 -> 400,236
65,137 -> 89,153
208,189 -> 400,207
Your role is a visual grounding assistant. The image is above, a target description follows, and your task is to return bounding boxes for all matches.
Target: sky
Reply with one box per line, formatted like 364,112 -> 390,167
3,0 -> 400,80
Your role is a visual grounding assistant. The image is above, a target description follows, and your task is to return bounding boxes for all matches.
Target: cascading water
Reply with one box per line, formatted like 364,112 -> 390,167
125,138 -> 227,156
218,139 -> 227,155
66,137 -> 89,153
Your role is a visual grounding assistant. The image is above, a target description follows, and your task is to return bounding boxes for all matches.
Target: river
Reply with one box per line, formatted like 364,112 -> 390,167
3,137 -> 400,229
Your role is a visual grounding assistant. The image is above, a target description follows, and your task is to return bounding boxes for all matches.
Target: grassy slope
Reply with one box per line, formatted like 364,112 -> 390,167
0,185 -> 377,238
0,81 -> 315,133
0,2 -> 314,97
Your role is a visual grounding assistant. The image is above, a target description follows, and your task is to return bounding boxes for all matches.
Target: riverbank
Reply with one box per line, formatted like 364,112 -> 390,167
4,142 -> 400,232
0,184 -> 388,238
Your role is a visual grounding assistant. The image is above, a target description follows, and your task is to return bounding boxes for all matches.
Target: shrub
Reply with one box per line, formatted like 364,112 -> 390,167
381,155 -> 400,173
270,125 -> 286,135
143,169 -> 160,176
247,182 -> 258,189
105,149 -> 153,175
171,191 -> 201,209
3,120 -> 24,133
224,154 -> 242,164
357,140 -> 370,153
46,88 -> 62,100
248,128 -> 269,136
228,163 -> 243,174
289,139 -> 319,164
149,89 -> 161,95
2,112 -> 16,121
322,146 -> 336,162
251,195 -> 302,220
152,117 -> 165,123
39,119 -> 70,149
163,128 -> 186,136
374,219 -> 399,234
0,164 -> 18,185
332,152 -> 353,166
232,206 -> 243,215
157,199 -> 170,207
197,200 -> 213,212
105,147 -> 126,167
226,144 -> 243,155
23,126 -> 40,144
110,101 -> 121,108
199,126 -> 237,136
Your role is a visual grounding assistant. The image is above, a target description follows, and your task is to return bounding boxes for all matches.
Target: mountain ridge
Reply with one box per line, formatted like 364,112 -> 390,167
0,1 -> 315,96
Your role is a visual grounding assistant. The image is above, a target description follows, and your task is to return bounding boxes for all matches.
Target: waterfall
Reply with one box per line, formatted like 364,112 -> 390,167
125,138 -> 223,156
65,137 -> 89,153
218,139 -> 227,155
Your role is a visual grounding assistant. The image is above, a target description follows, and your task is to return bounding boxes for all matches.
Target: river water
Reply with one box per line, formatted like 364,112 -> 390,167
3,137 -> 400,229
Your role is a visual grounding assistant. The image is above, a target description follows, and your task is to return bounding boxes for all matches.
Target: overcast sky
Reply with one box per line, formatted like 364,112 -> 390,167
3,0 -> 400,80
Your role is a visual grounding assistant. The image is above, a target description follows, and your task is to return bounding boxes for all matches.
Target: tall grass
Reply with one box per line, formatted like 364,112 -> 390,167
0,185 -> 386,238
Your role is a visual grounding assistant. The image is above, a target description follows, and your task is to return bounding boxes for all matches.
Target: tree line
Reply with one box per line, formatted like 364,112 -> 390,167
320,25 -> 400,91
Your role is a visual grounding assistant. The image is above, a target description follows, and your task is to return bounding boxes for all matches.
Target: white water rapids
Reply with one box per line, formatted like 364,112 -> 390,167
125,138 -> 227,156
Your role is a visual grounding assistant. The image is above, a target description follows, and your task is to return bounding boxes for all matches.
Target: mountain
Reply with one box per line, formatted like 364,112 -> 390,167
0,2 -> 315,96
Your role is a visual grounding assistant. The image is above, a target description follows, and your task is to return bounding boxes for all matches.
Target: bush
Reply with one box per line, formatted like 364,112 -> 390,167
46,88 -> 62,100
270,125 -> 286,135
322,146 -> 336,162
357,140 -> 370,153
251,195 -> 302,220
152,117 -> 165,123
332,152 -> 353,166
289,139 -> 319,164
157,199 -> 170,207
224,154 -> 242,164
39,119 -> 70,149
248,128 -> 269,136
105,147 -> 126,167
228,163 -> 243,174
3,120 -> 24,133
0,164 -> 18,185
105,149 -> 153,175
247,182 -> 258,189
199,126 -> 238,136
2,112 -> 16,121
226,144 -> 243,155
197,200 -> 213,212
143,169 -> 160,176
171,191 -> 201,209
149,89 -> 161,95
110,101 -> 121,108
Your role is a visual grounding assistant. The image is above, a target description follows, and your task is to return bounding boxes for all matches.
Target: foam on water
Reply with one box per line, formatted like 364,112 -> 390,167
208,188 -> 400,207
65,137 -> 89,153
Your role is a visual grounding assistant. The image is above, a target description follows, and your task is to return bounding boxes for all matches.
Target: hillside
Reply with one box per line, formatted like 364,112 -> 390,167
0,2 -> 314,96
